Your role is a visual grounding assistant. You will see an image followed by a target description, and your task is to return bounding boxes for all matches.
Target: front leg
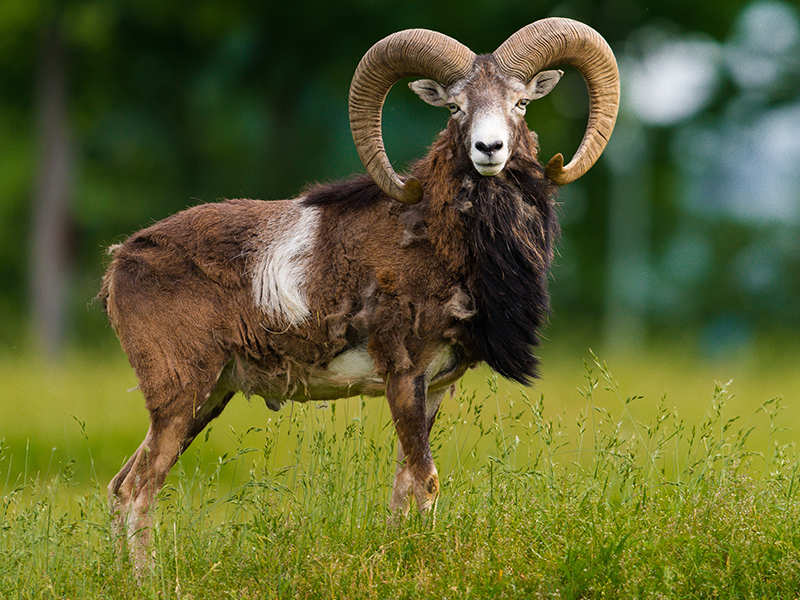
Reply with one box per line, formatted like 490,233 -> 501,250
389,386 -> 446,515
386,371 -> 443,514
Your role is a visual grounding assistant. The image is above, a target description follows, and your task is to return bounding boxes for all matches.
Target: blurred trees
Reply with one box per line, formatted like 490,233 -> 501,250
0,0 -> 797,356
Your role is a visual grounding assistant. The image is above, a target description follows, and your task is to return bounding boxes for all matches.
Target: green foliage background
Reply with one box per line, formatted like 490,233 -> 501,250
2,0 -> 798,354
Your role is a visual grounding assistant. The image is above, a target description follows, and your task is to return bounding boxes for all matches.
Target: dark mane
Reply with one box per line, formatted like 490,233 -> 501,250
463,155 -> 559,385
301,174 -> 386,211
409,120 -> 560,385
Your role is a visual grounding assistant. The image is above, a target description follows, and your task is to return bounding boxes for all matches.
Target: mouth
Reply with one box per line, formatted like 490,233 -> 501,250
473,162 -> 504,176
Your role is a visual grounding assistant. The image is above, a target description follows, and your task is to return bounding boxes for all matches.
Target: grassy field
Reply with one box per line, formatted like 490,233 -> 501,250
2,338 -> 800,597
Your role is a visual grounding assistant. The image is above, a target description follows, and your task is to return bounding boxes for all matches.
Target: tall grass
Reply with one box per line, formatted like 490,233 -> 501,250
2,354 -> 800,598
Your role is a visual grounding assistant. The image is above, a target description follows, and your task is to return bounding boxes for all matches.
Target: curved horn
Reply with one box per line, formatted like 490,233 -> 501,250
350,29 -> 476,204
494,18 -> 619,185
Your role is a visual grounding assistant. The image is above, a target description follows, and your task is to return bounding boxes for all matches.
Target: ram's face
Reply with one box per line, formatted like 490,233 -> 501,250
410,59 -> 562,176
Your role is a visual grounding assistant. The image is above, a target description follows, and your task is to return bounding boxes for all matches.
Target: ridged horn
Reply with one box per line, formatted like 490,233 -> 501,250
494,17 -> 619,185
349,29 -> 476,204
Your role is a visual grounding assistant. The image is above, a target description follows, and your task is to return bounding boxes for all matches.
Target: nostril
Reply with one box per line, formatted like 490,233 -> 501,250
475,140 -> 503,155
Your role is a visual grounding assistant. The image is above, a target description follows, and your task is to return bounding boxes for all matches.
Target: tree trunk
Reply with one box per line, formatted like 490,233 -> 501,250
31,24 -> 74,357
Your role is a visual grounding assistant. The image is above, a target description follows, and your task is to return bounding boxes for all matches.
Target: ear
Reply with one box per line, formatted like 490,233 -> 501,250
409,79 -> 449,107
526,70 -> 564,100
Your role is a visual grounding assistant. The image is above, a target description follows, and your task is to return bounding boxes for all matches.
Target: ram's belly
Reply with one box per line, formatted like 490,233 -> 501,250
222,340 -> 472,414
311,343 -> 467,396
244,342 -> 468,409
302,347 -> 386,400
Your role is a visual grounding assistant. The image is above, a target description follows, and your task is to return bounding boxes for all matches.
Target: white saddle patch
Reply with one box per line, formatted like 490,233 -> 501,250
251,202 -> 319,326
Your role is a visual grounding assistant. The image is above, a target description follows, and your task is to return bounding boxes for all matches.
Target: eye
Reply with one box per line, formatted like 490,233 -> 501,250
446,103 -> 460,115
516,98 -> 530,111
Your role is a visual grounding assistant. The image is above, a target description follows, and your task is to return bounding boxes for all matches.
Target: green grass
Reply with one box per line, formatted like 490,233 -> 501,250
2,347 -> 800,598
3,332 -> 800,490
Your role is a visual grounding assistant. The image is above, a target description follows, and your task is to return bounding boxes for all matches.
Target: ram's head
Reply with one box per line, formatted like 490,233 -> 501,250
349,17 -> 620,204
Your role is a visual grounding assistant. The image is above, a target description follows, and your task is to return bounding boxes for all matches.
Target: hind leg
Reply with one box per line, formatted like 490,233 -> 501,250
109,384 -> 234,571
108,441 -> 144,544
